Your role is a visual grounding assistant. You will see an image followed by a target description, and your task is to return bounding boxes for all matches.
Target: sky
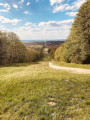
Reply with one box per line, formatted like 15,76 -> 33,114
0,0 -> 86,40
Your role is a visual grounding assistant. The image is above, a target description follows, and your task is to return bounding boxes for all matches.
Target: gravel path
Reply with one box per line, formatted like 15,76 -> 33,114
49,62 -> 90,74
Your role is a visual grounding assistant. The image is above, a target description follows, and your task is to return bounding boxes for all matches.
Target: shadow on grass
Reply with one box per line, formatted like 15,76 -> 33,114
0,61 -> 40,68
0,55 -> 50,68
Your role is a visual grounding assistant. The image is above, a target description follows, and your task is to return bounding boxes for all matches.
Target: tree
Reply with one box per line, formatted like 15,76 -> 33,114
7,32 -> 26,63
54,44 -> 64,61
63,0 -> 90,64
0,31 -> 10,64
0,31 -> 42,65
0,31 -> 26,64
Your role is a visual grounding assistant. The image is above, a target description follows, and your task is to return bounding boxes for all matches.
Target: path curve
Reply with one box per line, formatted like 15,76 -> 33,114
49,62 -> 90,74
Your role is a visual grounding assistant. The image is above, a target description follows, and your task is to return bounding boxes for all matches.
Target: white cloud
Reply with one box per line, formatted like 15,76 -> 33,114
0,3 -> 10,11
12,4 -> 18,9
12,19 -> 73,39
0,9 -> 9,12
53,4 -> 68,13
73,0 -> 86,9
24,11 -> 31,15
4,3 -> 10,10
1,19 -> 74,40
27,2 -> 30,6
50,0 -> 65,6
14,28 -> 69,40
19,0 -> 24,4
25,22 -> 32,26
65,0 -> 86,10
66,12 -> 78,16
0,25 -> 9,32
0,3 -> 3,6
39,19 -> 74,30
0,16 -> 21,25
51,0 -> 86,13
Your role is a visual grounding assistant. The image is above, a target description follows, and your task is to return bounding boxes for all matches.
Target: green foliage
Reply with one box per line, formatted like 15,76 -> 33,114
63,0 -> 90,64
25,48 -> 41,62
49,48 -> 56,59
54,44 -> 64,61
0,31 -> 42,65
0,31 -> 26,64
8,32 -> 26,63
0,32 -> 9,64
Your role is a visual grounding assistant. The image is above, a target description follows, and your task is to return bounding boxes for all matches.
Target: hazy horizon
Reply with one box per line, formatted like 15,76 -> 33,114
22,39 -> 65,41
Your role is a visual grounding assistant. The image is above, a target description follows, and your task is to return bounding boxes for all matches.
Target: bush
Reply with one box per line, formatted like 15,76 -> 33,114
49,48 -> 56,59
25,48 -> 41,62
54,44 -> 64,61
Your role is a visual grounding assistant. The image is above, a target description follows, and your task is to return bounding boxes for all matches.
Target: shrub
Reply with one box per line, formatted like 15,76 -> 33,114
25,48 -> 41,62
54,44 -> 64,61
49,48 -> 56,59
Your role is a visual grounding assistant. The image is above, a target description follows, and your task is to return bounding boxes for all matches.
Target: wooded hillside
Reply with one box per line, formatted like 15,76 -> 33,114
0,31 -> 42,65
55,0 -> 90,64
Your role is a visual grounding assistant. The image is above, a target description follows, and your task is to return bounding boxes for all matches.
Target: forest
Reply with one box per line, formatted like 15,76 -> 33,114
0,32 -> 43,65
54,0 -> 90,64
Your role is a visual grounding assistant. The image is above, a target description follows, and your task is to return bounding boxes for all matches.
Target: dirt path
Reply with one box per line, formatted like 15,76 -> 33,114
49,62 -> 90,74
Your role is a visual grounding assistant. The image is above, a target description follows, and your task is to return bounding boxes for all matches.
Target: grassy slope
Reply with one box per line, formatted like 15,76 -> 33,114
0,61 -> 90,120
52,61 -> 90,69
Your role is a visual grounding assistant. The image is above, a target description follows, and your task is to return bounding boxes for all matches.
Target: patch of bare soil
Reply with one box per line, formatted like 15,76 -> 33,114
49,62 -> 90,74
48,102 -> 56,106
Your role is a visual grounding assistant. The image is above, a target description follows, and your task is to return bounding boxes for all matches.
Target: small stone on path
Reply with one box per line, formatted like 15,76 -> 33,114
48,102 -> 56,106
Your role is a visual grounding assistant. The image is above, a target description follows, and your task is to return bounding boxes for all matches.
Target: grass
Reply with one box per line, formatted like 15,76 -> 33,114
52,61 -> 90,69
0,60 -> 90,120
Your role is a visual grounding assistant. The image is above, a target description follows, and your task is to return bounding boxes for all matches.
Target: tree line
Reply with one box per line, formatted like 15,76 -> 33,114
0,31 -> 42,65
54,0 -> 90,64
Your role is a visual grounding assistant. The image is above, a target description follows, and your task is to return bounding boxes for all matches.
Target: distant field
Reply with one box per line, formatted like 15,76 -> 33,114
0,60 -> 90,120
23,41 -> 64,50
46,41 -> 64,49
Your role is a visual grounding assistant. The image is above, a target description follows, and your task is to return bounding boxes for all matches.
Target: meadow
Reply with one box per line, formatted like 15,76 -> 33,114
0,54 -> 90,119
0,0 -> 90,119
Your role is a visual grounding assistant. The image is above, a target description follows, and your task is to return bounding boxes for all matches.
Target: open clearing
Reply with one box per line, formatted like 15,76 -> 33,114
0,60 -> 90,120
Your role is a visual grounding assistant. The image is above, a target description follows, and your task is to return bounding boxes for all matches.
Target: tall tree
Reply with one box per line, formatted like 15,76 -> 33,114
0,31 -> 10,64
63,0 -> 90,64
7,32 -> 26,63
0,31 -> 26,64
